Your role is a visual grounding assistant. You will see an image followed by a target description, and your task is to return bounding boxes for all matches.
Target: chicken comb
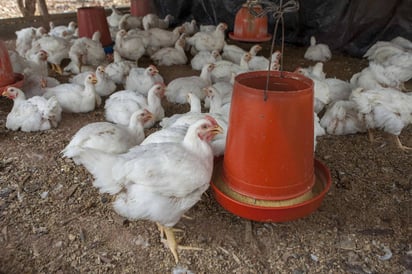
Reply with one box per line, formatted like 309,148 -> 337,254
204,115 -> 218,126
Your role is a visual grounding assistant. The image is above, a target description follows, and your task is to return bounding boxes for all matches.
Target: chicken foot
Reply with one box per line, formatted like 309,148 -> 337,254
393,135 -> 412,151
156,222 -> 183,239
157,223 -> 202,263
51,63 -> 63,75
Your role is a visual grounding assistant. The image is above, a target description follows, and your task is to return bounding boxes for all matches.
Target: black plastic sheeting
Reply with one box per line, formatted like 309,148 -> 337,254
153,0 -> 412,57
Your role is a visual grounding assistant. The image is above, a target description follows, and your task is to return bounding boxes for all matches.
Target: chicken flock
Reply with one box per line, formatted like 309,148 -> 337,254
2,5 -> 412,263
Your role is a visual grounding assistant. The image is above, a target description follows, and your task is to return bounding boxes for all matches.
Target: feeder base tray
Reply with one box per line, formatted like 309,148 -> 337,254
0,73 -> 24,93
211,158 -> 331,222
228,32 -> 272,42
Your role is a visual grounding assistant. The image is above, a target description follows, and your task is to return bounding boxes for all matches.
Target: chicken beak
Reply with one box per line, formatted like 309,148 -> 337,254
1,90 -> 9,97
91,76 -> 98,84
144,112 -> 154,123
210,124 -> 223,136
1,89 -> 15,99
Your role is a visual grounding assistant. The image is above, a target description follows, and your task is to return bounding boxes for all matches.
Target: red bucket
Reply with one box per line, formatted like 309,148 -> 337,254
0,41 -> 15,87
0,40 -> 24,93
223,71 -> 315,201
229,3 -> 272,42
77,6 -> 113,47
130,0 -> 156,17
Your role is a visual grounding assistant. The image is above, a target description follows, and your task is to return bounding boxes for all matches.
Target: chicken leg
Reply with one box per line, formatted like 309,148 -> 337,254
157,223 -> 202,263
51,63 -> 63,75
393,135 -> 412,151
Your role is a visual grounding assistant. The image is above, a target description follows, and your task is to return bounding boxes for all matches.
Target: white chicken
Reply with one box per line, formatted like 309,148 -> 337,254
125,65 -> 163,95
69,66 -> 116,97
76,116 -> 222,263
187,22 -> 227,54
145,26 -> 185,55
15,26 -> 47,57
304,36 -> 332,62
295,65 -> 331,113
190,50 -> 221,71
43,73 -> 100,113
390,36 -> 412,50
106,5 -> 124,28
142,13 -> 174,30
8,49 -> 28,74
324,77 -> 352,103
62,109 -> 152,164
49,21 -> 77,39
368,53 -> 412,90
181,19 -> 198,36
118,14 -> 143,31
150,35 -> 187,66
211,52 -> 251,83
248,50 -> 281,71
221,43 -> 260,64
67,31 -> 107,74
203,86 -> 231,118
26,34 -> 70,75
2,87 -> 62,132
104,50 -> 138,85
363,41 -> 405,64
199,24 -> 216,33
351,51 -> 412,91
166,63 -> 215,104
143,92 -> 203,145
314,112 -> 326,149
23,50 -> 49,79
156,91 -> 229,156
20,50 -> 62,98
158,92 -> 202,129
114,29 -> 146,63
320,100 -> 366,135
350,87 -> 412,150
349,66 -> 381,90
105,83 -> 165,128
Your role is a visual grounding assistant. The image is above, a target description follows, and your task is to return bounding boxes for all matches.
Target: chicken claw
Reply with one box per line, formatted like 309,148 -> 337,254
393,135 -> 412,151
158,224 -> 202,263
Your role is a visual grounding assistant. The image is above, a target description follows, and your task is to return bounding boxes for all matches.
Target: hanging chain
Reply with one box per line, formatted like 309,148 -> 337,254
247,0 -> 299,100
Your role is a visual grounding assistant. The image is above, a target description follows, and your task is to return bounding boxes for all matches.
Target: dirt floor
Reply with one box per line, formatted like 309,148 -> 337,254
0,33 -> 411,274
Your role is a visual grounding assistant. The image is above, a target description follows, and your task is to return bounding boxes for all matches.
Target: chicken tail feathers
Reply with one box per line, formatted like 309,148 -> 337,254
76,148 -> 122,195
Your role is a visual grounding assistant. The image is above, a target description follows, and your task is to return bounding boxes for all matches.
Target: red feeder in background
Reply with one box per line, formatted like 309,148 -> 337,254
0,40 -> 24,93
130,0 -> 156,17
229,0 -> 272,42
77,7 -> 113,51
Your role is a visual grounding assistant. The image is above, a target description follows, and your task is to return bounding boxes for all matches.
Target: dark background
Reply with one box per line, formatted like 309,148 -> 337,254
153,0 -> 412,57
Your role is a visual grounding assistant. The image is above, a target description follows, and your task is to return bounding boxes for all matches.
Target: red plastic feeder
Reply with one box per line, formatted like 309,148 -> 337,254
211,71 -> 331,222
130,0 -> 156,17
0,40 -> 24,94
229,2 -> 272,42
77,7 -> 113,48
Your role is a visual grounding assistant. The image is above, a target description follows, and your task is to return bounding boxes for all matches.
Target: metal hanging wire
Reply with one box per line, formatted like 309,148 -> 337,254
247,0 -> 300,100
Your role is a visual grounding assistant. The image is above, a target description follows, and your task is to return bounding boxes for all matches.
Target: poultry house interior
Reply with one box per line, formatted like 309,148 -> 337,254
0,1 -> 411,273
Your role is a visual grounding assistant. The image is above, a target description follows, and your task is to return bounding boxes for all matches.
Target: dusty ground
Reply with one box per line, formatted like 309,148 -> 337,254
0,34 -> 412,273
